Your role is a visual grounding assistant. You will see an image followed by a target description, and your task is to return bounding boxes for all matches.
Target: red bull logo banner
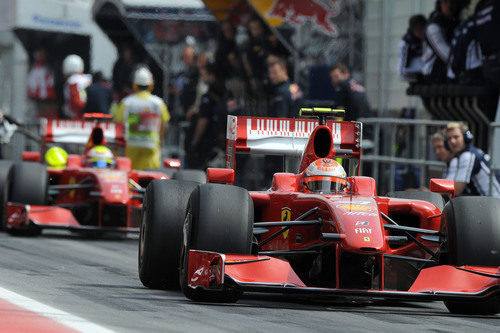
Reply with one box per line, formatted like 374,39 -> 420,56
250,0 -> 340,37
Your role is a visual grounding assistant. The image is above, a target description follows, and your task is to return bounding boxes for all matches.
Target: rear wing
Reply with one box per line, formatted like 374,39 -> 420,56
226,115 -> 362,169
40,118 -> 126,146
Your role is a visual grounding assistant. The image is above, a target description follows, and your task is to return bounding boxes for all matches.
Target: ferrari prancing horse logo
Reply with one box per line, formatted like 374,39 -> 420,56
281,207 -> 291,239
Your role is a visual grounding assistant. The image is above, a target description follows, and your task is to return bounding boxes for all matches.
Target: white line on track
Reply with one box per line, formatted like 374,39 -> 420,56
0,286 -> 115,333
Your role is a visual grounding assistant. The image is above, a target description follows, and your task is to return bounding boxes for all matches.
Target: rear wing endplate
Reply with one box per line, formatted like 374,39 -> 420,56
226,115 -> 361,169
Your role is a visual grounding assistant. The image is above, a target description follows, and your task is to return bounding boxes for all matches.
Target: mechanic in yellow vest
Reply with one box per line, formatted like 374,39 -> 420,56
114,67 -> 170,170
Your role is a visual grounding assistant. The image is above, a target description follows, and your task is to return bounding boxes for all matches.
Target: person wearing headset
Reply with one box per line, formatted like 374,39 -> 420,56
444,122 -> 500,197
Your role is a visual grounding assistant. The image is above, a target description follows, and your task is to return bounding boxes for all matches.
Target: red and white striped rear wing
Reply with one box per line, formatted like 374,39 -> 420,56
40,118 -> 125,146
226,115 -> 362,169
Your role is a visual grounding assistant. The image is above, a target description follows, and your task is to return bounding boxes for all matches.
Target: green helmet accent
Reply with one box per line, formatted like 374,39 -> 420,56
87,145 -> 115,169
45,146 -> 68,167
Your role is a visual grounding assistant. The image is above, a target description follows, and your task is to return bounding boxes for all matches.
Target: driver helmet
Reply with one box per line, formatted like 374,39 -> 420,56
304,158 -> 347,194
86,145 -> 115,169
45,146 -> 68,168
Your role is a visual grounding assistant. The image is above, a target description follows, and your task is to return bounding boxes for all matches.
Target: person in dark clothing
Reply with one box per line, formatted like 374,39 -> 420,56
189,63 -> 227,169
267,56 -> 303,118
179,46 -> 199,117
83,71 -> 112,114
215,19 -> 238,84
242,16 -> 273,94
112,46 -> 134,100
447,18 -> 483,83
329,63 -> 372,121
474,0 -> 500,87
398,14 -> 427,82
422,0 -> 462,83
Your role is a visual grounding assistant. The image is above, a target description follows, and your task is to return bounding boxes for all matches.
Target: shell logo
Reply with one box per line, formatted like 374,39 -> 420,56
338,204 -> 372,211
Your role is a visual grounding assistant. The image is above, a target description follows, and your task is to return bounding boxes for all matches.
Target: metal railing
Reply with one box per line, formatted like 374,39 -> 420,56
359,117 -> 451,194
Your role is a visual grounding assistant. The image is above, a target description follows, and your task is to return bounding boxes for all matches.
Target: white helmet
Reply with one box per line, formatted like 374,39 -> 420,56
133,67 -> 153,86
304,158 -> 347,194
63,54 -> 84,76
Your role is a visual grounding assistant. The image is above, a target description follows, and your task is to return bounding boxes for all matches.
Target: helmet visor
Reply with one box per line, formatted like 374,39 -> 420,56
305,176 -> 346,194
89,158 -> 114,169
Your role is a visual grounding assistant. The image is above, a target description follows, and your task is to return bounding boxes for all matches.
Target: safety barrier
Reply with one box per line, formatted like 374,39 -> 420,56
359,117 -> 451,195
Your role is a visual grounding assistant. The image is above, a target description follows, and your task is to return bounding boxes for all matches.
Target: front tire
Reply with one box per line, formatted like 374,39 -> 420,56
0,161 -> 13,231
10,162 -> 48,205
441,196 -> 500,315
139,179 -> 199,289
173,169 -> 206,184
180,184 -> 253,302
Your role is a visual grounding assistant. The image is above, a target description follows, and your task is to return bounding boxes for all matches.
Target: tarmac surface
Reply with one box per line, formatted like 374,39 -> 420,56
0,231 -> 498,332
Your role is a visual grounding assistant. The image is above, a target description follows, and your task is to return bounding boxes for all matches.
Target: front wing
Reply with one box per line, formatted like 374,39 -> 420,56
6,203 -> 139,233
187,250 -> 500,302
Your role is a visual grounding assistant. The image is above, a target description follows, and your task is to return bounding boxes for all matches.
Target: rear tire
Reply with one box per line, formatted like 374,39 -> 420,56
145,168 -> 176,178
139,179 -> 198,289
387,191 -> 445,212
180,184 -> 253,303
173,169 -> 206,184
0,161 -> 13,231
441,196 -> 500,315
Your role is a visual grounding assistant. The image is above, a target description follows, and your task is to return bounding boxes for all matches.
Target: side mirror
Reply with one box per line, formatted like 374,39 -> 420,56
430,178 -> 455,198
163,158 -> 181,169
22,151 -> 40,162
207,168 -> 234,185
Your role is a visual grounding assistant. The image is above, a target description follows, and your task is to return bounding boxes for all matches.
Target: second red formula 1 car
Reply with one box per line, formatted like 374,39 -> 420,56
0,115 -> 205,236
139,109 -> 499,314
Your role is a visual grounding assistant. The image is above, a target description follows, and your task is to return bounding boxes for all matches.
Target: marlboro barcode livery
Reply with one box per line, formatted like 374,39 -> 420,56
139,108 -> 499,315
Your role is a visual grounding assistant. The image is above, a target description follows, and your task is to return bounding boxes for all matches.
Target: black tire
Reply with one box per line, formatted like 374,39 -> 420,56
387,191 -> 445,212
441,197 -> 500,315
444,298 -> 499,315
145,168 -> 176,178
0,161 -> 13,231
441,196 -> 500,266
173,169 -> 206,184
180,184 -> 253,303
139,179 -> 199,289
10,162 -> 48,205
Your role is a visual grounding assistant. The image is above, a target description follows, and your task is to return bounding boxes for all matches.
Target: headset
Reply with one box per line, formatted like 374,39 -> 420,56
444,123 -> 473,151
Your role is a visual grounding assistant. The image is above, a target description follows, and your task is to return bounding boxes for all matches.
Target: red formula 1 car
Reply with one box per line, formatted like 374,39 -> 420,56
0,115 -> 205,236
139,109 -> 499,315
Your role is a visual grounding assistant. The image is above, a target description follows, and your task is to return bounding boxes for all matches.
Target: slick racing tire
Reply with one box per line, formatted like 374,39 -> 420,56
139,179 -> 198,289
145,168 -> 176,178
180,184 -> 253,303
173,169 -> 206,184
441,197 -> 500,315
10,162 -> 48,205
444,298 -> 499,315
0,161 -> 13,231
387,191 -> 445,212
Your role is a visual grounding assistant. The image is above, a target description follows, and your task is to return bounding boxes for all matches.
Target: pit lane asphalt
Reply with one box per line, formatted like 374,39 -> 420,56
0,231 -> 497,332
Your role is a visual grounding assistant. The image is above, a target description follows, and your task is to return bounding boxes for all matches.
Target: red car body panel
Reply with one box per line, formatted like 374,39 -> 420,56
184,114 -> 499,303
187,250 -> 499,301
6,117 -> 172,234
